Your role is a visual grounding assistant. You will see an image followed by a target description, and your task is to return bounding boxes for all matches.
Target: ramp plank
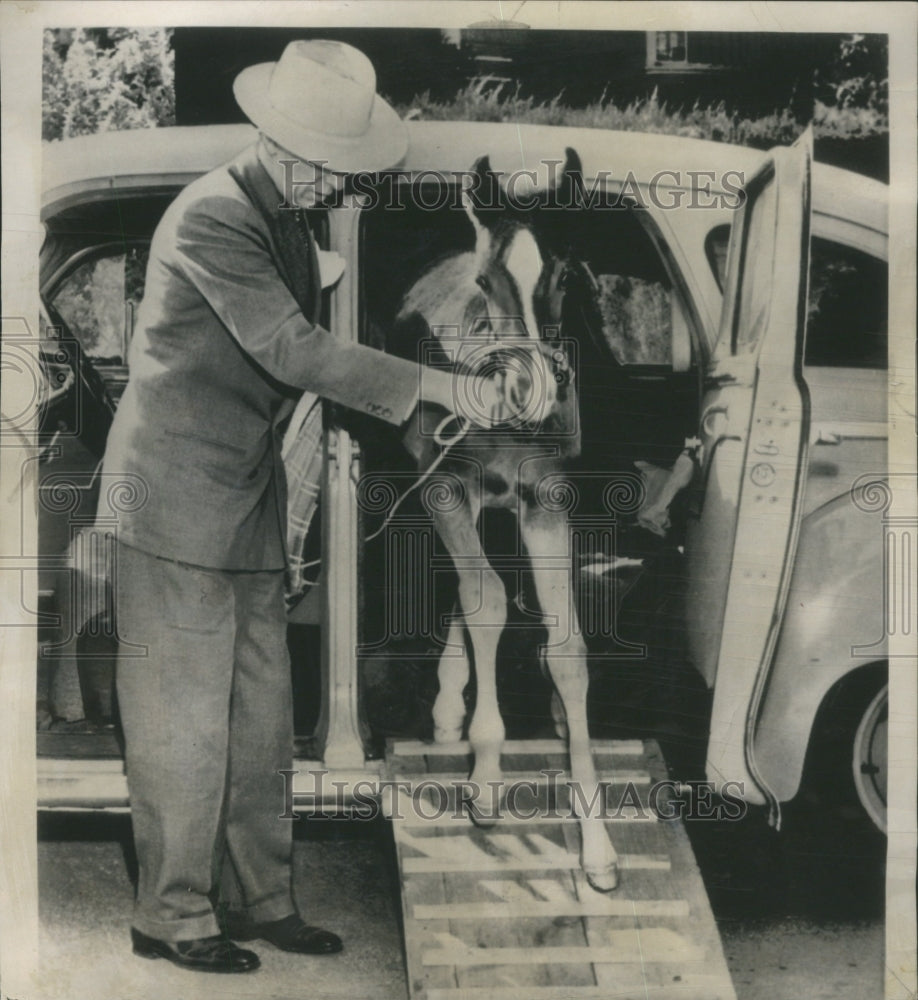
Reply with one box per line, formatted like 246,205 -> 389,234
386,739 -> 736,1000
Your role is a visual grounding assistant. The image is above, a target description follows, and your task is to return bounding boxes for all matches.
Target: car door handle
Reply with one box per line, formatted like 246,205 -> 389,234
810,422 -> 887,445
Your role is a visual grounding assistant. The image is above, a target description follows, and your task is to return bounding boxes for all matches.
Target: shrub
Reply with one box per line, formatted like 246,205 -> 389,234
397,81 -> 887,149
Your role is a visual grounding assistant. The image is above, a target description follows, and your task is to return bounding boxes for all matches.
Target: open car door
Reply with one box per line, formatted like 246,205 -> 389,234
684,130 -> 812,818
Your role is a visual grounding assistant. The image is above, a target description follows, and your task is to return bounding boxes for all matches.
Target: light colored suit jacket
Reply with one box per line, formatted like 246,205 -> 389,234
99,144 -> 420,570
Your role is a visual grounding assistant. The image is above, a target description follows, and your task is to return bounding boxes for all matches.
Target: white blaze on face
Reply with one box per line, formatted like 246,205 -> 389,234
502,226 -> 557,418
504,227 -> 542,340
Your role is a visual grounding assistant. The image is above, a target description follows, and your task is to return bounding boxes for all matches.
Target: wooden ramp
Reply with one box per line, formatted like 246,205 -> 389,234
385,739 -> 736,1000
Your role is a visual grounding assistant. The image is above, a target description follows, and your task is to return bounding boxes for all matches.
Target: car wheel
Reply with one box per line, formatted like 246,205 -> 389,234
802,663 -> 888,836
852,682 -> 887,835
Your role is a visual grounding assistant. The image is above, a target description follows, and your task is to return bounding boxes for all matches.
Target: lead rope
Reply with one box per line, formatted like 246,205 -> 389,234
363,413 -> 472,543
289,413 -> 471,591
299,343 -> 552,582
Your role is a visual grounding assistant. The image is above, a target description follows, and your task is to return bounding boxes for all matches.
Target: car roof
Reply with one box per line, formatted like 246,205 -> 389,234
42,121 -> 887,241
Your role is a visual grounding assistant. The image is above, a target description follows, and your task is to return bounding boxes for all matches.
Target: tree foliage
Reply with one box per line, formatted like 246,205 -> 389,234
818,33 -> 888,114
42,28 -> 175,142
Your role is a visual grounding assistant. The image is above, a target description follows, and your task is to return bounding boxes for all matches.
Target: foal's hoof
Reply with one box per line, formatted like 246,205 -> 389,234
585,864 -> 620,893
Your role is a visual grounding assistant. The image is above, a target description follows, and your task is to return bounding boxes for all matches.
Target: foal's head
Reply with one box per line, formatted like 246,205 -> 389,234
455,149 -> 589,426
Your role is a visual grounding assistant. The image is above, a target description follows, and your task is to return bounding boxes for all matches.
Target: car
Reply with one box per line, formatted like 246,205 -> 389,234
36,121 -> 888,832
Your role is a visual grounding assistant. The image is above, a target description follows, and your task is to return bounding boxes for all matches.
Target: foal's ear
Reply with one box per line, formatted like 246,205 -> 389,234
562,146 -> 583,176
462,154 -> 504,233
555,146 -> 585,207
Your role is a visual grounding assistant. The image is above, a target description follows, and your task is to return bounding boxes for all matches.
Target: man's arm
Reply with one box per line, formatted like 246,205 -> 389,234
172,195 -> 511,428
172,194 -> 422,425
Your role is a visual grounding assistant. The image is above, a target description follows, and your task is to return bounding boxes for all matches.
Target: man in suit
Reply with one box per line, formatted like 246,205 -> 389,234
102,40 -> 516,974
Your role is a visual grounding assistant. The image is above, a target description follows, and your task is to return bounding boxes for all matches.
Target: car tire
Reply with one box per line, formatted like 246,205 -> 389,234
803,663 -> 888,836
851,682 -> 887,835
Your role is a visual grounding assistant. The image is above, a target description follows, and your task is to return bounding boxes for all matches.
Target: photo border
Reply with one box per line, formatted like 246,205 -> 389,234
2,3 -> 915,998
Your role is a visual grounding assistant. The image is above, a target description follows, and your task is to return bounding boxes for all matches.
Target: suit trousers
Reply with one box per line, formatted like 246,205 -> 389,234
114,541 -> 296,941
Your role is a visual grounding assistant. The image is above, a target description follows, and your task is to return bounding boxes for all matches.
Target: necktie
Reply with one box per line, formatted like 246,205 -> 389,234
274,207 -> 324,601
273,206 -> 322,324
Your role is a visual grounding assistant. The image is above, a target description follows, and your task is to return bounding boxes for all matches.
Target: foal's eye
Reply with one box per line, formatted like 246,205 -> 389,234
557,267 -> 573,290
475,274 -> 492,294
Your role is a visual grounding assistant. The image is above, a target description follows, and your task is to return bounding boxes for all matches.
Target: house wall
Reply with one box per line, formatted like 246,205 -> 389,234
173,27 -> 839,124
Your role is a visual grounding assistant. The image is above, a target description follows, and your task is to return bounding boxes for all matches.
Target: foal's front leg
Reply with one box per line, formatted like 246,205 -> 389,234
434,496 -> 507,824
432,610 -> 469,743
520,504 -> 620,892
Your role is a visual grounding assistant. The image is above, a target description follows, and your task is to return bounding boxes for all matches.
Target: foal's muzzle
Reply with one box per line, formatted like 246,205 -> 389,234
470,341 -> 559,428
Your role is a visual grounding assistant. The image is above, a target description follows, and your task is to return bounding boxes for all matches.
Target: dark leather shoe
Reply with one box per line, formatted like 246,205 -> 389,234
225,913 -> 343,954
131,927 -> 260,973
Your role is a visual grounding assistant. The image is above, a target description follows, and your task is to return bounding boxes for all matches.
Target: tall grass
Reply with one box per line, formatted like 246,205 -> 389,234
397,83 -> 888,148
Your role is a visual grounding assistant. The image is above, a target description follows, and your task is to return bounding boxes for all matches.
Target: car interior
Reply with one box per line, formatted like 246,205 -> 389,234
354,184 -> 703,748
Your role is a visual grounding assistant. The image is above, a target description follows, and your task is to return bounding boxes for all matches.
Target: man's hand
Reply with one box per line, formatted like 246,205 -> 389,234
416,352 -> 552,430
469,369 -> 534,428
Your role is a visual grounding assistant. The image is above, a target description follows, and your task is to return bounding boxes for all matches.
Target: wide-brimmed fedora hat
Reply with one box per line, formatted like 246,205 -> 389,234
234,40 -> 407,172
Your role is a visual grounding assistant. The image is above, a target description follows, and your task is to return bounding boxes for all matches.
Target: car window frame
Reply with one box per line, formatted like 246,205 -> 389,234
627,200 -> 705,375
703,216 -> 889,370
41,238 -> 152,373
354,172 -> 707,383
42,239 -> 151,304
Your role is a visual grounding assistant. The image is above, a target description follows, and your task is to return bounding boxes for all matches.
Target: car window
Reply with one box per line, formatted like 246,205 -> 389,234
594,275 -> 676,366
704,224 -> 731,294
805,239 -> 887,369
50,247 -> 148,364
706,225 -> 887,369
732,171 -> 778,355
563,204 -> 689,369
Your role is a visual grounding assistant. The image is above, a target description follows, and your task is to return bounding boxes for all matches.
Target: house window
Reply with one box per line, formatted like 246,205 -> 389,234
648,31 -> 688,69
646,31 -> 733,72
